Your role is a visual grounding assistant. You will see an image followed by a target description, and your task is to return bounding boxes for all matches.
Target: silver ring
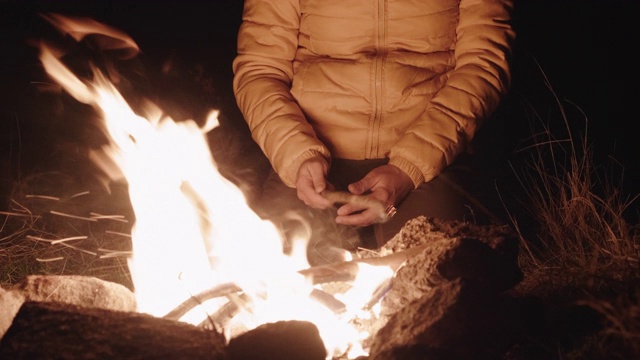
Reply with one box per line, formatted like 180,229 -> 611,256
385,204 -> 397,219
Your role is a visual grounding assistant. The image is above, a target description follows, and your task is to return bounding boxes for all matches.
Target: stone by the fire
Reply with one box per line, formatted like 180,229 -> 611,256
351,216 -> 526,359
0,287 -> 23,340
0,275 -> 136,339
14,274 -> 136,310
354,216 -> 521,314
227,320 -> 326,360
375,216 -> 518,257
0,301 -> 227,360
380,236 -> 522,316
369,279 -> 529,360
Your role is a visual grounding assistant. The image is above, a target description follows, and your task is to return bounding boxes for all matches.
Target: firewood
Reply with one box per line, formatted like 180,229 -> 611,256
299,236 -> 521,293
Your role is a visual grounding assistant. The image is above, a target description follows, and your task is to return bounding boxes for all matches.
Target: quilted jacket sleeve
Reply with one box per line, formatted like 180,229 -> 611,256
232,0 -> 331,187
388,0 -> 515,187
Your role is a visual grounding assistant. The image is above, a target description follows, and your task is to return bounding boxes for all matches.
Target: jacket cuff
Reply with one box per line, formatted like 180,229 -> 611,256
388,157 -> 426,188
279,149 -> 330,188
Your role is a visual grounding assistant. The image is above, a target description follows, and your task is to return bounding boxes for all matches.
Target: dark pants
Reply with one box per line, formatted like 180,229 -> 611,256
251,154 -> 506,265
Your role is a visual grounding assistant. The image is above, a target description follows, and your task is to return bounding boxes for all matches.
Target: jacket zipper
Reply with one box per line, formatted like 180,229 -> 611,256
369,0 -> 385,158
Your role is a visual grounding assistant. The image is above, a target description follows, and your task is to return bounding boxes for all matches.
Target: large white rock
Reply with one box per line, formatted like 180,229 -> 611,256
0,287 -> 24,339
0,275 -> 136,339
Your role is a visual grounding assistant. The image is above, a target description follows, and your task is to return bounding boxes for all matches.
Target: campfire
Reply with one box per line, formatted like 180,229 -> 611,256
0,14 -> 526,360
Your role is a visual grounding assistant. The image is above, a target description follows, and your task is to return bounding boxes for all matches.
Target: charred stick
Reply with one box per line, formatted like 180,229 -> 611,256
164,245 -> 426,322
310,288 -> 347,314
163,282 -> 241,321
298,243 -> 429,285
202,292 -> 251,329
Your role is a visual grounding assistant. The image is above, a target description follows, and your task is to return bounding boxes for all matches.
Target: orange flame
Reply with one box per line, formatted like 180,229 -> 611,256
38,14 -> 393,358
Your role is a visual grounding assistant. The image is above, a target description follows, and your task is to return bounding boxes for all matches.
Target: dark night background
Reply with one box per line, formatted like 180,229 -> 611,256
0,0 -> 638,218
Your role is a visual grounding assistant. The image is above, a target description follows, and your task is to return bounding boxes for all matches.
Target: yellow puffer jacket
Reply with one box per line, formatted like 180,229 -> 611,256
233,0 -> 515,188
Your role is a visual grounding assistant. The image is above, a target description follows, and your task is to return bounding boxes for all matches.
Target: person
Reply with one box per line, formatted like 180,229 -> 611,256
232,0 -> 515,264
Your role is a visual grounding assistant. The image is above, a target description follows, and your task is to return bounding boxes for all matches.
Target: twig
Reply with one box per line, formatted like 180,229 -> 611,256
10,199 -> 32,215
70,191 -> 90,198
36,257 -> 65,262
51,236 -> 88,244
91,212 -> 129,223
98,248 -> 132,258
58,242 -> 97,256
105,230 -> 132,237
25,195 -> 61,201
27,235 -> 55,243
0,211 -> 35,217
163,283 -> 241,321
50,210 -> 98,222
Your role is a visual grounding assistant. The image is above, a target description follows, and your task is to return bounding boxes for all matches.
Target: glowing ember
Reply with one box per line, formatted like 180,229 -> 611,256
38,14 -> 394,358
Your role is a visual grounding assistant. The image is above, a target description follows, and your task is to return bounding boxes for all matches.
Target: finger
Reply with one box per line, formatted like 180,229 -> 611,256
298,187 -> 329,208
308,191 -> 333,208
335,208 -> 379,227
301,157 -> 328,193
296,177 -> 314,201
347,175 -> 373,195
297,184 -> 332,209
336,202 -> 368,216
311,172 -> 327,193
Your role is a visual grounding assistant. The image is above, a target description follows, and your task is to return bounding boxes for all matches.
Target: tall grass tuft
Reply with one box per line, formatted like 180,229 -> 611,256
505,67 -> 639,358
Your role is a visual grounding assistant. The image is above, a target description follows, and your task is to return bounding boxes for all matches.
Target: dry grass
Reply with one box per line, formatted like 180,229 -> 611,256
510,119 -> 639,286
503,69 -> 640,358
575,289 -> 640,359
0,171 -> 134,289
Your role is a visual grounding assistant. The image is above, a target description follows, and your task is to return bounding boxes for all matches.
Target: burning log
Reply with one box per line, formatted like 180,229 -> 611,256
0,301 -> 227,360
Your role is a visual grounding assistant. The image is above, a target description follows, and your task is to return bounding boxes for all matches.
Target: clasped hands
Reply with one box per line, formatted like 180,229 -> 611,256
295,156 -> 413,227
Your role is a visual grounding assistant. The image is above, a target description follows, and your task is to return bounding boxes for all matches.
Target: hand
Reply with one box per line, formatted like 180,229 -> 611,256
335,164 -> 413,227
295,156 -> 334,209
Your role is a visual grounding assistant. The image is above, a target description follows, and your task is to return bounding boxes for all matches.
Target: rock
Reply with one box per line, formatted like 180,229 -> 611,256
0,275 -> 136,340
0,301 -> 227,360
227,320 -> 326,360
370,279 -> 521,360
380,237 -> 522,317
13,275 -> 136,311
0,288 -> 24,339
356,216 -> 526,359
376,216 -> 519,259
